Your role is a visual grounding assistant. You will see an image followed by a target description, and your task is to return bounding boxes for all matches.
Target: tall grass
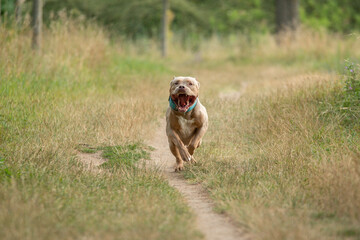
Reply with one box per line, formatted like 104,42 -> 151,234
1,14 -> 360,239
0,18 -> 202,240
184,65 -> 360,239
154,28 -> 360,73
163,26 -> 360,240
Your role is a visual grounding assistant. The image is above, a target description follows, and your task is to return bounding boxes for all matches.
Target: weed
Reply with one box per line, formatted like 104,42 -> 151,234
0,156 -> 12,181
340,60 -> 360,125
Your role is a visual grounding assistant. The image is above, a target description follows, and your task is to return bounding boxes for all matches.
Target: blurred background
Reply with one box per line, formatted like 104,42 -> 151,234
1,0 -> 359,56
2,0 -> 360,34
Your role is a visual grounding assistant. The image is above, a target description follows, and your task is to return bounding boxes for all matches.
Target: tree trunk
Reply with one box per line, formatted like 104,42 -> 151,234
275,0 -> 299,33
15,0 -> 25,26
288,0 -> 299,30
161,0 -> 168,57
31,0 -> 42,50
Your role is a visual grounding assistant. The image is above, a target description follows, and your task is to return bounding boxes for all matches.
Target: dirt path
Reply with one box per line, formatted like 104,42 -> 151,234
76,120 -> 248,239
148,119 -> 248,240
77,150 -> 107,173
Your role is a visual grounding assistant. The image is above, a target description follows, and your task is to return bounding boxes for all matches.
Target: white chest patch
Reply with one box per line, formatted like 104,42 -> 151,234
177,116 -> 196,137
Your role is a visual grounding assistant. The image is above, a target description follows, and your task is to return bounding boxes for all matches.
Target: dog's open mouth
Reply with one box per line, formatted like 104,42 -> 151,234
172,94 -> 196,113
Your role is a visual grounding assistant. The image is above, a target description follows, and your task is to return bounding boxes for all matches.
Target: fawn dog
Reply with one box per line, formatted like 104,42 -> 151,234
166,76 -> 208,171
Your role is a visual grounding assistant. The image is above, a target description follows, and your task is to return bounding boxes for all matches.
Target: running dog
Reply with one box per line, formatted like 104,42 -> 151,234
166,76 -> 208,171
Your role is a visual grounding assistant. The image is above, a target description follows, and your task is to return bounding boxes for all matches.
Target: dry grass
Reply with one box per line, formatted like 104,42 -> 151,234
164,27 -> 360,240
1,15 -> 360,239
159,27 -> 360,71
0,18 -> 201,240
183,64 -> 360,239
116,27 -> 360,239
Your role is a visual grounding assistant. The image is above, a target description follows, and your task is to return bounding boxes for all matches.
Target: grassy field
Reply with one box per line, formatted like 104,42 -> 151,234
0,20 -> 201,240
181,35 -> 360,239
1,17 -> 360,239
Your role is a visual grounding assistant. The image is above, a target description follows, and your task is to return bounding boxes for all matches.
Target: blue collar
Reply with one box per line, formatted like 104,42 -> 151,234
169,97 -> 198,113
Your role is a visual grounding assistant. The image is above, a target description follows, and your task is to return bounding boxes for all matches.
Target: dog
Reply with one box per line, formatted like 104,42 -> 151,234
166,76 -> 208,172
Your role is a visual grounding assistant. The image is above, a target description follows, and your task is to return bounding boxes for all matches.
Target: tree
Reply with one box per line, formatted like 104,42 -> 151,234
275,0 -> 299,33
15,0 -> 24,26
161,0 -> 169,57
31,0 -> 42,50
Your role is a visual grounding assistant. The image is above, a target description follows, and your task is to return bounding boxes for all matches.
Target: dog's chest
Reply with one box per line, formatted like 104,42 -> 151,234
177,116 -> 196,137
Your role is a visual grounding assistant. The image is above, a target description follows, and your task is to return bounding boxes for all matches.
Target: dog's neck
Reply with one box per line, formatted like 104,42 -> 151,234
169,97 -> 198,113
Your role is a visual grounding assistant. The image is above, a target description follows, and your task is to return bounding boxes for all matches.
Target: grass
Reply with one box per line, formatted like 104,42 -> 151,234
0,152 -> 201,240
1,15 -> 360,240
183,66 -> 360,239
167,27 -> 360,240
101,143 -> 150,169
0,19 -> 202,240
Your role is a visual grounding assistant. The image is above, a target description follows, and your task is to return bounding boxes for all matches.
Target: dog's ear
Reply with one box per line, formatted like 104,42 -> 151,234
195,79 -> 200,89
170,76 -> 177,86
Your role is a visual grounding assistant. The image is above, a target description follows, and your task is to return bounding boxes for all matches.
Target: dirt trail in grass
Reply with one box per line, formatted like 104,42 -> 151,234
77,151 -> 107,173
148,119 -> 248,240
76,121 -> 248,239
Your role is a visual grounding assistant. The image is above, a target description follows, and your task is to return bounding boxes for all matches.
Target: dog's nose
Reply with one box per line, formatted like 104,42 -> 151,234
179,85 -> 185,89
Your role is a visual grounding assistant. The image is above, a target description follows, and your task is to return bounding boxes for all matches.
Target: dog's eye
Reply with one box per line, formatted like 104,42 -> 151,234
174,82 -> 179,85
189,82 -> 193,86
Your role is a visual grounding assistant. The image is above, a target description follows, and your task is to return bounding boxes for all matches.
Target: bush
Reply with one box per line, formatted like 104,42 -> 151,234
339,60 -> 360,127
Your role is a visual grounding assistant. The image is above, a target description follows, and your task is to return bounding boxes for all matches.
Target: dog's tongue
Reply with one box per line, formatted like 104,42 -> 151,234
179,95 -> 188,107
178,95 -> 189,112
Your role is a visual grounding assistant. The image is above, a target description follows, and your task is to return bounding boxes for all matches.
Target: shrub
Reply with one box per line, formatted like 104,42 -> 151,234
340,60 -> 360,127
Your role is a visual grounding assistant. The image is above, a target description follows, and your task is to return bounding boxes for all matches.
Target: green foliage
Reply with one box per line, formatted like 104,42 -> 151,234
300,0 -> 360,32
0,0 -> 16,14
201,0 -> 275,34
41,0 -> 360,38
344,61 -> 360,99
321,60 -> 360,128
2,0 -> 359,37
340,60 -> 360,126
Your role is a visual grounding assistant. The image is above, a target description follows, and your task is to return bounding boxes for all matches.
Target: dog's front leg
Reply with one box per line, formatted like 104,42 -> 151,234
188,123 -> 208,156
169,142 -> 184,171
167,129 -> 192,163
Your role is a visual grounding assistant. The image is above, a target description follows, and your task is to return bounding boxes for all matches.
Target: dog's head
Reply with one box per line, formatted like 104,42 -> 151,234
169,76 -> 200,113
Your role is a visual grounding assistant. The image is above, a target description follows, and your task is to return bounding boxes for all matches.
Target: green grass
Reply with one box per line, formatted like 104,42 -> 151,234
112,56 -> 171,75
101,143 -> 151,169
338,228 -> 360,238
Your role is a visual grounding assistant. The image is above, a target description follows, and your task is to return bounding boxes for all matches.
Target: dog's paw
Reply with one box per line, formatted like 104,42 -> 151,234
174,164 -> 184,172
190,156 -> 197,164
187,145 -> 195,155
179,148 -> 191,162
